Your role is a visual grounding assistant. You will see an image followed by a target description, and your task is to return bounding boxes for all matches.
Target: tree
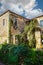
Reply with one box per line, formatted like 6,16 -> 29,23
22,19 -> 38,48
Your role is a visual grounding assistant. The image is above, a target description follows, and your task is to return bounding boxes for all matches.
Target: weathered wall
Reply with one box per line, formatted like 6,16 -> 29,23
35,16 -> 43,49
0,12 -> 9,44
35,30 -> 42,49
9,12 -> 26,35
9,12 -> 26,44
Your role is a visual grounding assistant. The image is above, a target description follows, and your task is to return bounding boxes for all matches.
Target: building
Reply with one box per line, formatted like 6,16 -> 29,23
32,15 -> 43,49
0,10 -> 28,44
0,10 -> 43,49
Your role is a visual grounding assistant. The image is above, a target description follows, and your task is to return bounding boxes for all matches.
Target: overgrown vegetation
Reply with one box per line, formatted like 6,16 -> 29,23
0,19 -> 42,65
9,18 -> 13,43
20,19 -> 38,48
0,44 -> 43,65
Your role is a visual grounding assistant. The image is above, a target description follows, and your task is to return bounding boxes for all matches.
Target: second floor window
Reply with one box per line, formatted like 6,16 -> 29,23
40,20 -> 43,27
3,19 -> 5,26
13,18 -> 17,29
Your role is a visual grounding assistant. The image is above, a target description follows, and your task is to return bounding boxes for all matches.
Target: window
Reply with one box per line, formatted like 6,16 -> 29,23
40,20 -> 43,27
14,18 -> 17,26
3,19 -> 5,26
13,18 -> 17,29
15,35 -> 18,44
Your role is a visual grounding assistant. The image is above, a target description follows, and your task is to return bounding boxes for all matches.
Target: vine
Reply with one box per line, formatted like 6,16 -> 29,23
9,18 -> 13,43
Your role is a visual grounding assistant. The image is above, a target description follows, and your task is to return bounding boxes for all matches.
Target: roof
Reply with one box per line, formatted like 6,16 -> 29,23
31,15 -> 43,20
0,10 -> 29,21
0,10 -> 43,20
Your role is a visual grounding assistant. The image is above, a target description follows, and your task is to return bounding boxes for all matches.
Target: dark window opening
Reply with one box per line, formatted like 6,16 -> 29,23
3,19 -> 5,26
13,18 -> 17,29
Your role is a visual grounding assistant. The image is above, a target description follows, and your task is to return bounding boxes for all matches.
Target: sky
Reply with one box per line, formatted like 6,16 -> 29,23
0,0 -> 43,19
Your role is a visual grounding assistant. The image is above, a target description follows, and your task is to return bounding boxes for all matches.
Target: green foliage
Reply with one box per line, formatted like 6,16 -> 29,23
23,19 -> 38,48
15,35 -> 21,44
15,21 -> 37,45
0,44 -> 18,65
9,18 -> 13,43
0,44 -> 43,65
0,44 -> 2,50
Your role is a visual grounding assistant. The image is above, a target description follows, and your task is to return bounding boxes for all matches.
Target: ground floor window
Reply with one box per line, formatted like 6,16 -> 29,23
15,35 -> 19,44
15,35 -> 21,44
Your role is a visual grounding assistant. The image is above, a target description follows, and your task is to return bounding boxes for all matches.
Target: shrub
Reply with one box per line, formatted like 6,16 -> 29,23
0,44 -> 43,65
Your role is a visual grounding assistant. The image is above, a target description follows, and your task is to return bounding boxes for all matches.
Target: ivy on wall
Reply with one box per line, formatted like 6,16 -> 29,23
9,17 -> 13,43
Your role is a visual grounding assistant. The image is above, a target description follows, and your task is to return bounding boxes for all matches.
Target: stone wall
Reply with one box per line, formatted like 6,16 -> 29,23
0,12 -> 9,44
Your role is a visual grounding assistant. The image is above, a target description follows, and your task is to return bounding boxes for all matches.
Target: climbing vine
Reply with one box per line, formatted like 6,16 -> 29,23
9,17 -> 13,43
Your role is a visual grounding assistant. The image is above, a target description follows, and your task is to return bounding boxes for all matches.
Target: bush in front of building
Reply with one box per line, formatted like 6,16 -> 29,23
0,43 -> 43,65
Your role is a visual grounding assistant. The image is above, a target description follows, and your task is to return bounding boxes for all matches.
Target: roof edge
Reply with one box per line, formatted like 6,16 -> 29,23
31,15 -> 43,20
0,10 -> 29,21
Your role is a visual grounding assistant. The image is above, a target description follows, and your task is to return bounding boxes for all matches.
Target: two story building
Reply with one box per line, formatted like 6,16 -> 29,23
0,10 -> 43,49
0,10 -> 28,44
